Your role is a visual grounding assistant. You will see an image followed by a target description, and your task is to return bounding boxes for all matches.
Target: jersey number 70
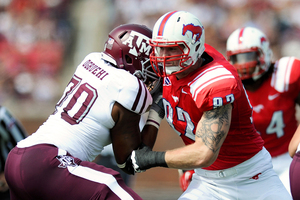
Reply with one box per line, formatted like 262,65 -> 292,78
53,75 -> 98,125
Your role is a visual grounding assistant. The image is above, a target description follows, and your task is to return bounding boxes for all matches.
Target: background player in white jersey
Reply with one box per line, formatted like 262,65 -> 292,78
0,106 -> 27,200
226,26 -> 300,193
126,11 -> 292,199
289,124 -> 300,199
4,24 -> 164,200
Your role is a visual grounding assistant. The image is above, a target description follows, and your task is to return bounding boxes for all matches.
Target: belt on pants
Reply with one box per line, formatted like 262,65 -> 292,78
195,167 -> 238,178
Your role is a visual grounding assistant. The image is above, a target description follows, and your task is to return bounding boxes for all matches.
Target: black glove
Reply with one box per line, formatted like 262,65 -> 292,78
121,157 -> 135,175
131,144 -> 168,173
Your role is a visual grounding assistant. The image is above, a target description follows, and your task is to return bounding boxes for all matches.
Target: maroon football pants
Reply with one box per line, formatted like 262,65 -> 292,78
290,151 -> 300,200
4,144 -> 142,200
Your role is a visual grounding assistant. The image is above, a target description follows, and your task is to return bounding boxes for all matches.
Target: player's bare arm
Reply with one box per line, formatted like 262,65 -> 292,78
164,103 -> 232,169
197,103 -> 232,153
140,124 -> 160,149
110,102 -> 142,174
129,104 -> 233,171
141,87 -> 164,149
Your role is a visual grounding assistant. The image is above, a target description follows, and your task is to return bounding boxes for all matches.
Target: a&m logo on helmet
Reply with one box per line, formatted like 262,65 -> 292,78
182,23 -> 203,43
122,30 -> 152,57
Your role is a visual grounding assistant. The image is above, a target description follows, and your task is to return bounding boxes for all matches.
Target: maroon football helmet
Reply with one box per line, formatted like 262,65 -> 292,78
104,24 -> 160,94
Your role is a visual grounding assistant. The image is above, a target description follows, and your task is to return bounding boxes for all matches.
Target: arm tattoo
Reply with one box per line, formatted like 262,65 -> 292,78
196,104 -> 231,153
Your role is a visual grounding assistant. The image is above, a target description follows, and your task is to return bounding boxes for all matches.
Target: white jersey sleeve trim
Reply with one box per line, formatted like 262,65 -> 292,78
188,66 -> 235,101
271,57 -> 295,92
116,73 -> 152,115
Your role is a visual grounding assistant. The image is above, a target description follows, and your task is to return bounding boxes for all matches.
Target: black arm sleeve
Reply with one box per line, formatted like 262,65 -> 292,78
0,106 -> 27,171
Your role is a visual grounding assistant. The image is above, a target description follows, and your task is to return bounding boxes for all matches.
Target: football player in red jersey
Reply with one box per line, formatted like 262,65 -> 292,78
127,11 -> 292,199
226,26 -> 300,194
4,24 -> 163,200
289,125 -> 300,199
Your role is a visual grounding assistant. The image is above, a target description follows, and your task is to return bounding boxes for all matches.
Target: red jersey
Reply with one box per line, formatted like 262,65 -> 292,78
162,44 -> 264,170
247,57 -> 300,157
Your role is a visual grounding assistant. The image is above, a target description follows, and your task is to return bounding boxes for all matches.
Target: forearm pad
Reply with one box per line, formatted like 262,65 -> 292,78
141,151 -> 167,169
150,100 -> 165,119
145,109 -> 163,129
133,145 -> 168,171
151,90 -> 165,119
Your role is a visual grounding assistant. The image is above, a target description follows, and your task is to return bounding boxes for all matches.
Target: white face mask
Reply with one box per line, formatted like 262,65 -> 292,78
165,66 -> 183,75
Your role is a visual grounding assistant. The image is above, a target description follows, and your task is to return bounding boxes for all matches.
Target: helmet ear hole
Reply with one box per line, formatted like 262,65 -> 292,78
119,31 -> 128,39
125,55 -> 133,64
195,44 -> 200,52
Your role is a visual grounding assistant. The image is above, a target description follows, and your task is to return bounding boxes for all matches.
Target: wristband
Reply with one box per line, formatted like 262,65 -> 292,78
117,162 -> 126,169
153,151 -> 168,168
146,109 -> 162,129
117,158 -> 135,175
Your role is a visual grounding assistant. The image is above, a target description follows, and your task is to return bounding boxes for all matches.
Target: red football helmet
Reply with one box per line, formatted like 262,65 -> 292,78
104,24 -> 160,94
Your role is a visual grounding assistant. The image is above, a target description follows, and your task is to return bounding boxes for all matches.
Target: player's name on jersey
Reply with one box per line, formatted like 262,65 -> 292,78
82,59 -> 109,80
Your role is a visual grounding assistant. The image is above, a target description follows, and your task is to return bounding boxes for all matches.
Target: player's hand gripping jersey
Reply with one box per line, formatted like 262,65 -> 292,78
247,57 -> 300,157
17,52 -> 152,162
163,44 -> 264,170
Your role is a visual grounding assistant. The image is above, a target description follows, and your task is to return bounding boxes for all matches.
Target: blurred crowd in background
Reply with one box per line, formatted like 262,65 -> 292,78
114,0 -> 300,58
0,0 -> 300,120
0,0 -> 73,104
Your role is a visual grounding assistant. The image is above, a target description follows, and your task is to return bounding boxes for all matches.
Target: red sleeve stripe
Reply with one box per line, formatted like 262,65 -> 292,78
157,11 -> 178,36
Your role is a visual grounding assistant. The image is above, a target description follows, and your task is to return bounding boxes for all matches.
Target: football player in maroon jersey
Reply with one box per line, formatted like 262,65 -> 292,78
4,24 -> 163,200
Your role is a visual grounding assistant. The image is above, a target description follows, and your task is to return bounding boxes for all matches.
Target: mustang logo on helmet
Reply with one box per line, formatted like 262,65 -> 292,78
182,23 -> 203,43
260,37 -> 267,45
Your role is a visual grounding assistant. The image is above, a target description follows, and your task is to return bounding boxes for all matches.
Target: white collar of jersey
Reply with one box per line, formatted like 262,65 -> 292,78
101,52 -> 117,66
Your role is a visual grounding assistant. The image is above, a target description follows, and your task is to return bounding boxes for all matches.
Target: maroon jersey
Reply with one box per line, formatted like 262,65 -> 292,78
162,44 -> 264,170
247,57 -> 300,157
